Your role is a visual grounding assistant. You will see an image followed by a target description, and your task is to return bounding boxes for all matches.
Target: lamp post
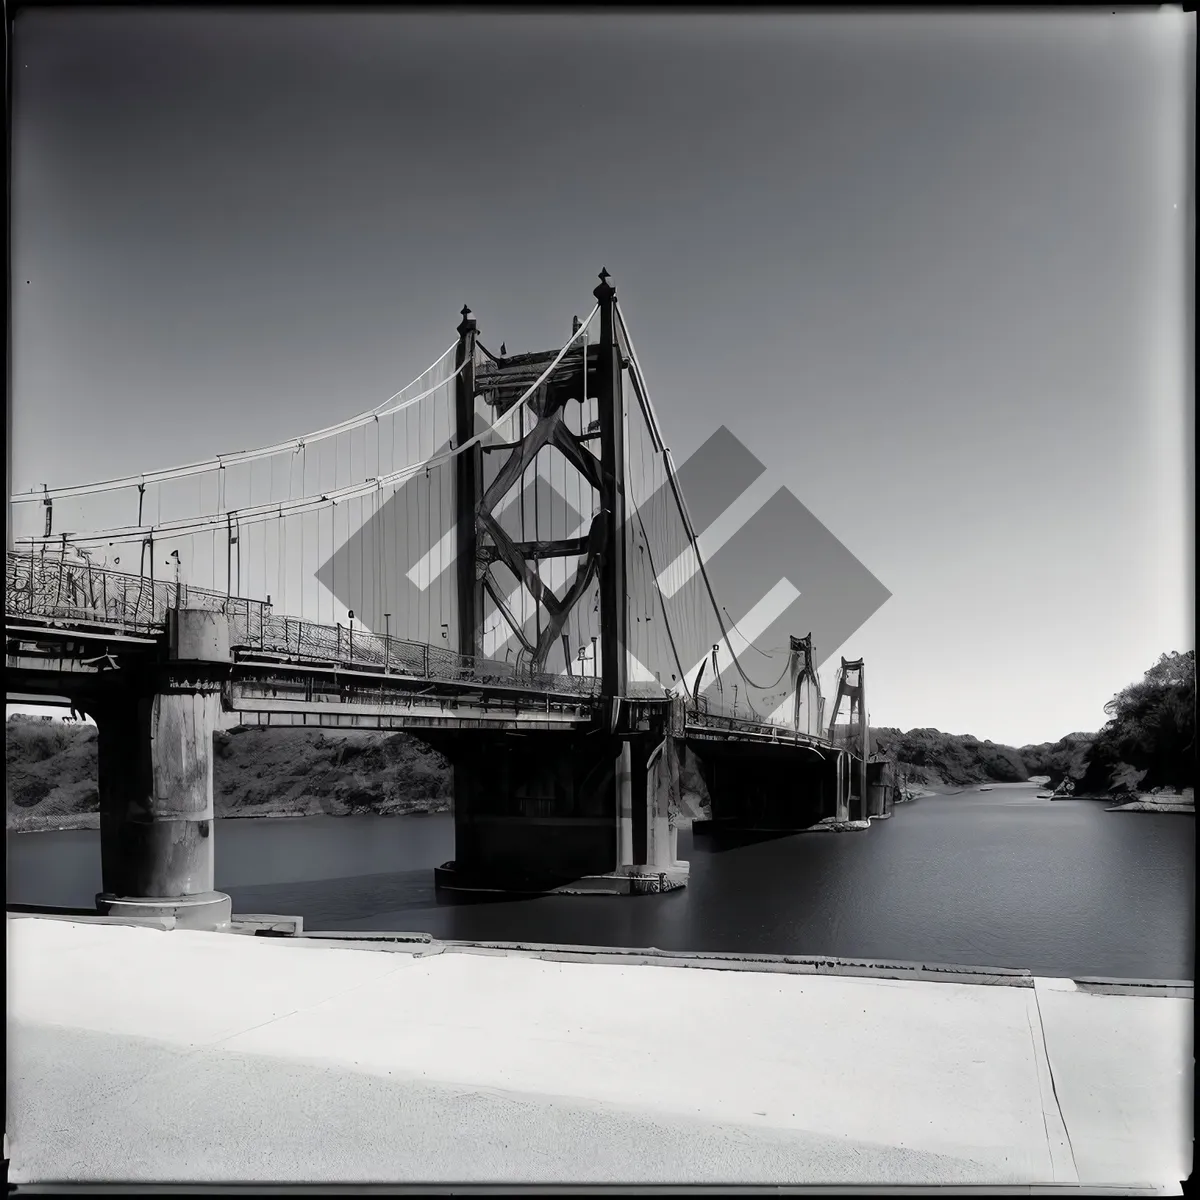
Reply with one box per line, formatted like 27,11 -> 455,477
384,613 -> 391,673
591,636 -> 598,680
348,609 -> 355,660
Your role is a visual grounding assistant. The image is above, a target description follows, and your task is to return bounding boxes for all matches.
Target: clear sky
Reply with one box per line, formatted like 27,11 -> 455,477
9,9 -> 1193,746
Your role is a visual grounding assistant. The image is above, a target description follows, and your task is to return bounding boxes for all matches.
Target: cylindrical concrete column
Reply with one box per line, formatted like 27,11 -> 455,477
95,609 -> 232,931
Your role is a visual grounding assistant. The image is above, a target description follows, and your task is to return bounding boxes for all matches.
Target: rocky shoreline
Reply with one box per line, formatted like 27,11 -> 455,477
1105,794 -> 1194,815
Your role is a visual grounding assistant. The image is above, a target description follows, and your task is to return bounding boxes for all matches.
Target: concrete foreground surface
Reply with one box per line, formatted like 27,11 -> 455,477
5,916 -> 1193,1190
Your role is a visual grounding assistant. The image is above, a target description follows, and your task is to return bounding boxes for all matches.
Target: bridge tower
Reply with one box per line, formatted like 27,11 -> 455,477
436,270 -> 685,895
788,632 -> 825,737
454,305 -> 481,666
5,311 -> 11,554
826,656 -> 870,822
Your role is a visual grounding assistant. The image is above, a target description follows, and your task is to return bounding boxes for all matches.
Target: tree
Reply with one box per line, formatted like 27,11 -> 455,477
1081,651 -> 1195,793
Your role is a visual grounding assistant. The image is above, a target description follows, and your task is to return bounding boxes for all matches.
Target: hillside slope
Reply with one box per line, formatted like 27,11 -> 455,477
5,717 -> 1109,834
869,727 -> 1033,788
6,716 -> 451,833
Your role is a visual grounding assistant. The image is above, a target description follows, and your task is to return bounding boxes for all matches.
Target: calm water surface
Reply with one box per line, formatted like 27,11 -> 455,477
8,785 -> 1194,980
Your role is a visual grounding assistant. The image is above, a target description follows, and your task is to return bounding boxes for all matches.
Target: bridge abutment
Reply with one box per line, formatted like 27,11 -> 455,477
93,609 -> 232,931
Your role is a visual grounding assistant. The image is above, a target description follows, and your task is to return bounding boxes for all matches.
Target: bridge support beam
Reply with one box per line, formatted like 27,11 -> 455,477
93,609 -> 232,931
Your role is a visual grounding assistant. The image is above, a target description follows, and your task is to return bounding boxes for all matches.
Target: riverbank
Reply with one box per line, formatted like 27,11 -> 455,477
7,801 -> 452,835
899,782 -> 970,802
1045,790 -> 1195,813
6,914 -> 1191,1190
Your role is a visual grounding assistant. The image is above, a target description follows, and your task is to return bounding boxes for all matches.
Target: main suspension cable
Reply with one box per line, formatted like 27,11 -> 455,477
13,344 -> 461,503
21,310 -> 599,549
616,303 -> 784,710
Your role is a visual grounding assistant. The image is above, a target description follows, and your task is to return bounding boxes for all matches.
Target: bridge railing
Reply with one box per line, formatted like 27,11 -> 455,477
685,703 -> 833,745
5,552 -> 599,698
5,550 -> 271,636
253,613 -> 601,698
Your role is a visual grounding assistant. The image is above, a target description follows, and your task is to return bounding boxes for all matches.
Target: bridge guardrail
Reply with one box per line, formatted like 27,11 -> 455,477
6,552 -> 861,721
253,612 -> 601,698
5,553 -> 851,725
683,695 -> 821,741
5,549 -> 270,635
5,551 -> 600,699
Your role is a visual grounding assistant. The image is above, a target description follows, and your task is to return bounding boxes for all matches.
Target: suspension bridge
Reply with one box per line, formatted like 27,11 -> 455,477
5,270 -> 894,928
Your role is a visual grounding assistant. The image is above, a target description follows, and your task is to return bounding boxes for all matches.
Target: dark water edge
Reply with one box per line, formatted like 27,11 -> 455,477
6,786 -> 1194,981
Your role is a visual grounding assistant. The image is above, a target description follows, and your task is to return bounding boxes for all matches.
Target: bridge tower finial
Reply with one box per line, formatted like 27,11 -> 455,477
593,268 -> 615,303
457,305 -> 476,337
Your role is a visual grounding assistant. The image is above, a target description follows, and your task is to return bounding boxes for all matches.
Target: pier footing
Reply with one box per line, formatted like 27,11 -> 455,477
96,890 -> 232,932
433,860 -> 689,897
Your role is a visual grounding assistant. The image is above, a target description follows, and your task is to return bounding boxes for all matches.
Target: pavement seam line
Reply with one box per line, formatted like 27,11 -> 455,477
1029,983 -> 1080,1183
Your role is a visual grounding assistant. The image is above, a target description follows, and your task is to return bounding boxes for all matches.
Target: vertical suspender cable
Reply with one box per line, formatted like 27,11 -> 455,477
620,308 -> 771,714
418,394 -> 425,643
358,426 -> 364,625
333,435 -> 339,625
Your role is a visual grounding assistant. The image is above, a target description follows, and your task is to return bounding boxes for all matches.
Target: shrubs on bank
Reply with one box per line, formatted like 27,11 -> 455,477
5,716 -> 452,830
869,727 -> 1029,787
1019,733 -> 1096,791
875,651 -> 1194,796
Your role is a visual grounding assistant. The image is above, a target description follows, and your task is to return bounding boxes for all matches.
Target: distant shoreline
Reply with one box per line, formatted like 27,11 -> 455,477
10,783 -> 1194,835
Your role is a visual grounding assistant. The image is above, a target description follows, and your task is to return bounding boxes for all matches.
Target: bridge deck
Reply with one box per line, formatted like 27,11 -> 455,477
7,552 -> 843,746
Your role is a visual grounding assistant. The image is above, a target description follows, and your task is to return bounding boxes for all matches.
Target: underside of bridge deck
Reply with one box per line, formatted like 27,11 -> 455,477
686,739 -> 843,832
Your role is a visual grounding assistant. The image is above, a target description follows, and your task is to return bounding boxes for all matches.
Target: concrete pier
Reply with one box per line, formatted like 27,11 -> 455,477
432,725 -> 688,895
93,608 -> 232,931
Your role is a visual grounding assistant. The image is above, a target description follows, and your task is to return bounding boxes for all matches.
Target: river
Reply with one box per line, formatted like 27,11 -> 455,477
7,784 -> 1194,981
